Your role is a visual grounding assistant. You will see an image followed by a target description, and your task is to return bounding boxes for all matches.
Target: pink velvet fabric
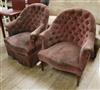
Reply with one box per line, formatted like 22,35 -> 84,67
6,3 -> 49,36
4,3 -> 49,67
38,9 -> 96,76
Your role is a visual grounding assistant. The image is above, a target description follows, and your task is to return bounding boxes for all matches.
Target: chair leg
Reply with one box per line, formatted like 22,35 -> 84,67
77,76 -> 81,86
41,61 -> 44,71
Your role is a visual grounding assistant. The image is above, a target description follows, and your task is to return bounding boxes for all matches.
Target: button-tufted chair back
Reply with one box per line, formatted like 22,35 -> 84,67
38,9 -> 96,85
4,3 -> 49,67
9,3 -> 49,36
48,9 -> 96,47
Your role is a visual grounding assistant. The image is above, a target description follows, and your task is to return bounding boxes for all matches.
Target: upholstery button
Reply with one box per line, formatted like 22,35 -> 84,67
84,14 -> 89,19
52,32 -> 55,35
85,20 -> 89,25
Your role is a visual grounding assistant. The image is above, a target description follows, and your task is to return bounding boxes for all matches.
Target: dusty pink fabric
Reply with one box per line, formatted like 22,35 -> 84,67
4,3 -> 49,67
38,9 -> 96,76
6,3 -> 49,36
39,42 -> 80,67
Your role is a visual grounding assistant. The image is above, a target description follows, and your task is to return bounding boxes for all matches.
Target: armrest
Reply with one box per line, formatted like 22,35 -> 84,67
39,30 -> 49,49
79,48 -> 91,70
30,23 -> 51,44
30,24 -> 45,44
79,32 -> 95,69
37,22 -> 64,49
39,26 -> 61,49
81,32 -> 95,52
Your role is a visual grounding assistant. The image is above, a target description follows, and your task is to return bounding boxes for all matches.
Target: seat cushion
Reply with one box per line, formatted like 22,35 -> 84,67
38,42 -> 81,68
4,32 -> 35,55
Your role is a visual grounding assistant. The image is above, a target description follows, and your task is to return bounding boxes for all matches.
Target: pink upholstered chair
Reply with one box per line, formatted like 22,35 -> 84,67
38,9 -> 96,85
4,3 -> 49,67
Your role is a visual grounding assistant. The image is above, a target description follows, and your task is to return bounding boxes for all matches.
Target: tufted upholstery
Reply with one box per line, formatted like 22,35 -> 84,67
4,3 -> 49,67
38,9 -> 96,85
39,9 -> 95,48
6,3 -> 49,36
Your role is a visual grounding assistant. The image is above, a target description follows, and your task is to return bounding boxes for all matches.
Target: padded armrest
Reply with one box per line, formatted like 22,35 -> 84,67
39,28 -> 51,49
30,24 -> 45,44
30,23 -> 51,44
79,32 -> 95,69
39,26 -> 61,49
81,32 -> 95,52
31,24 -> 44,36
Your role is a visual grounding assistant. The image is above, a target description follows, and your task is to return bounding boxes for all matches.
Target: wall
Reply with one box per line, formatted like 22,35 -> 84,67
48,0 -> 100,24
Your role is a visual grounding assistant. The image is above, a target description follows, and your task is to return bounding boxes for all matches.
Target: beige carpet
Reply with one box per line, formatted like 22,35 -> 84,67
0,26 -> 100,90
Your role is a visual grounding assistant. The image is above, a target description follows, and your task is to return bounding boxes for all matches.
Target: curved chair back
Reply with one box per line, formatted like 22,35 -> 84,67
52,9 -> 96,46
14,3 -> 49,32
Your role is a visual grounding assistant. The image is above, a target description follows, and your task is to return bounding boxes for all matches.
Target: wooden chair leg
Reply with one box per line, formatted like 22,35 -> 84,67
77,76 -> 81,86
41,61 -> 44,71
0,15 -> 6,38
